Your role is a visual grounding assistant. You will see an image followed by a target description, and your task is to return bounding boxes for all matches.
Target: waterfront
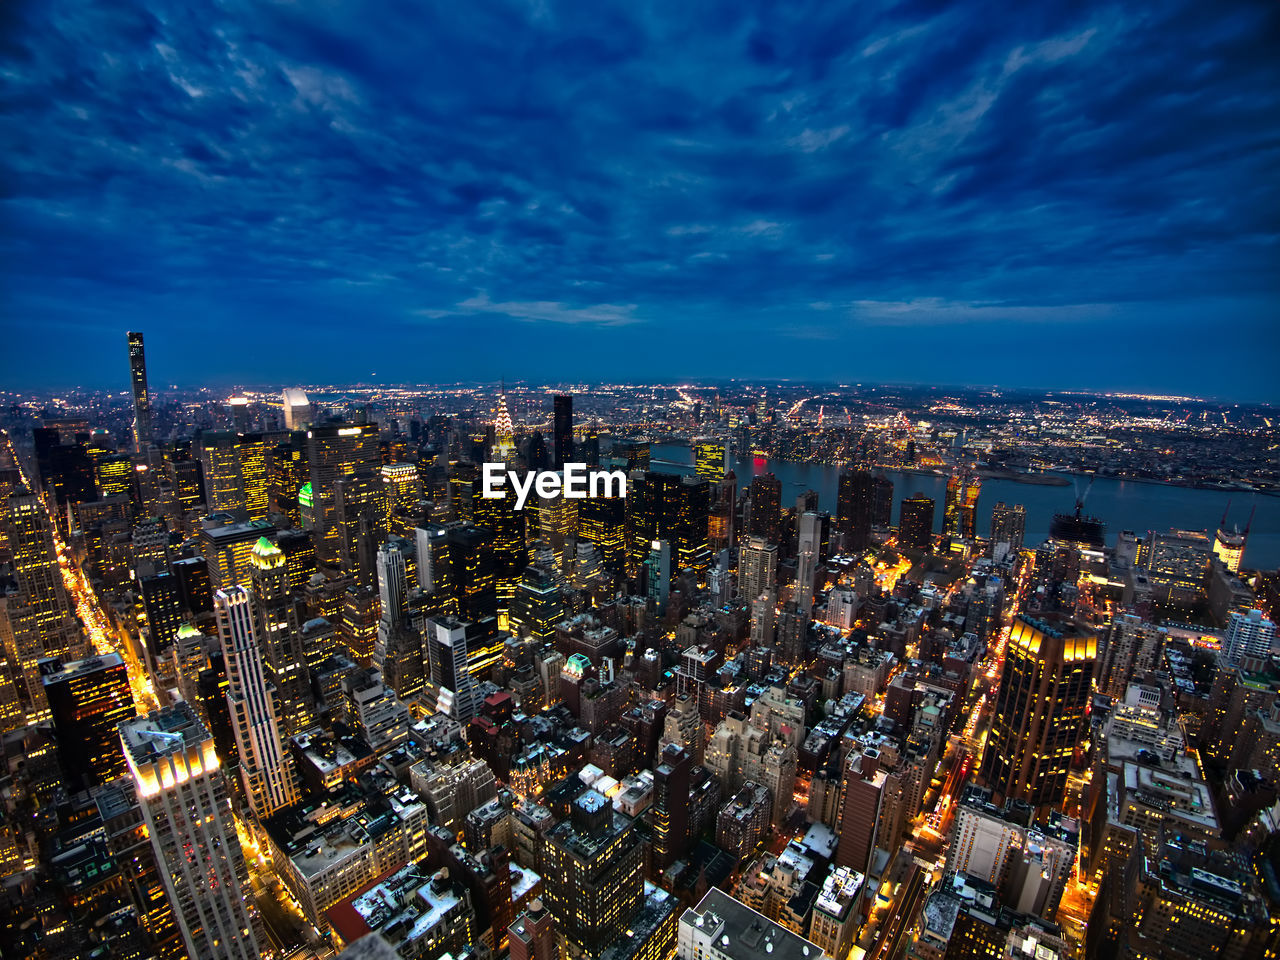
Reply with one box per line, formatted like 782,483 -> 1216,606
649,443 -> 1280,571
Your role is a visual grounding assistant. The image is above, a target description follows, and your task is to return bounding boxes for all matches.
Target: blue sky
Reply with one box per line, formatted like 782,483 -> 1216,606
2,0 -> 1277,398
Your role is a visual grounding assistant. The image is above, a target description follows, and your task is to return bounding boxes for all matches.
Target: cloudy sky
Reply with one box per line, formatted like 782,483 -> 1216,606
1,0 -> 1277,398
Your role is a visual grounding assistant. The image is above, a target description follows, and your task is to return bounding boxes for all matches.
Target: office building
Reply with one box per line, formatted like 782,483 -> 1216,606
541,788 -> 644,956
119,702 -> 263,960
694,439 -> 726,482
1220,608 -> 1276,669
836,469 -> 875,551
748,473 -> 782,543
677,888 -> 823,960
249,537 -> 315,735
990,502 -> 1027,550
508,565 -> 569,645
282,388 -> 311,431
980,616 -> 1095,809
553,394 -> 574,467
306,422 -> 382,563
41,653 -> 135,792
127,331 -> 154,449
899,493 -> 935,552
739,535 -> 778,603
215,586 -> 299,818
2,489 -> 88,722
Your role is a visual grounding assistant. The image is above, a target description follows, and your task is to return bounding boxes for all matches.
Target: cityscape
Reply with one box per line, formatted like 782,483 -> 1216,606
3,1 -> 1279,959
0,340 -> 1276,960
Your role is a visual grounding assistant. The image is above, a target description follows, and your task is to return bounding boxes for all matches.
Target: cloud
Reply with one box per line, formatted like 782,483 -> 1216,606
0,0 -> 1276,397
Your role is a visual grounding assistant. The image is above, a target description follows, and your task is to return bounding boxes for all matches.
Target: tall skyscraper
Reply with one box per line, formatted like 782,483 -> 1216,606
41,653 -> 135,792
127,331 -> 153,450
739,535 -> 778,603
374,537 -> 424,701
248,537 -> 314,736
553,394 -> 574,467
990,501 -> 1027,549
305,422 -> 381,563
1,489 -> 88,722
541,788 -> 643,956
943,469 -> 963,537
281,387 -> 311,431
960,475 -> 980,539
748,473 -> 782,543
1220,608 -> 1276,669
119,702 -> 263,960
836,469 -> 875,551
578,494 -> 626,577
979,615 -> 1095,808
898,493 -> 935,552
426,615 -> 499,722
694,439 -> 726,482
473,475 -> 528,617
214,586 -> 298,818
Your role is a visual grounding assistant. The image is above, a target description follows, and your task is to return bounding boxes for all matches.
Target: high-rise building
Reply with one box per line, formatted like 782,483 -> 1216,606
944,469 -> 963,537
41,653 -> 134,792
1,489 -> 88,722
119,702 -> 263,960
127,331 -> 154,450
898,494 -> 935,552
739,535 -> 778,603
960,476 -> 980,539
249,537 -> 314,736
553,394 -> 574,467
427,615 -> 502,722
374,537 -> 424,701
509,898 -> 557,960
508,566 -> 568,645
980,616 -> 1095,808
748,473 -> 782,543
214,586 -> 299,818
990,502 -> 1027,550
578,494 -> 626,578
694,439 -> 726,483
306,422 -> 382,563
281,388 -> 312,431
677,888 -> 823,960
1220,608 -> 1276,669
836,469 -> 875,551
473,475 -> 528,617
541,788 -> 643,956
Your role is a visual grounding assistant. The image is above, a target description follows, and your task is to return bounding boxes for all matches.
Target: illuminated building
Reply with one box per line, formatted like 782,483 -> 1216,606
694,439 -> 726,482
140,571 -> 185,660
449,525 -> 499,622
249,537 -> 315,735
374,537 -> 424,701
1213,527 -> 1246,575
168,450 -> 205,515
808,866 -> 865,960
538,490 -> 578,570
739,535 -> 778,603
578,494 -> 626,577
990,501 -> 1026,550
41,653 -> 134,792
94,454 -> 133,500
215,586 -> 299,818
474,475 -> 528,616
508,566 -> 568,645
674,475 -> 711,580
652,743 -> 692,870
1,489 -> 88,722
119,702 -> 263,960
200,432 -> 248,514
716,781 -> 772,860
325,860 -> 475,957
306,422 -> 382,563
340,584 -> 380,666
1141,528 -> 1212,604
381,462 -> 421,519
1220,608 -> 1276,670
509,898 -> 556,960
276,528 -> 316,589
238,433 -> 269,519
427,615 -> 499,722
127,331 -> 153,450
979,616 -> 1095,809
748,472 -> 782,543
541,788 -> 643,956
960,475 -> 980,539
170,555 -> 213,615
281,387 -> 311,431
553,394 -> 574,467
333,469 -> 389,582
645,539 -> 671,611
227,396 -> 251,433
944,468 -> 963,537
898,493 -> 935,552
199,516 -> 276,590
492,390 -> 516,461
342,667 -> 410,751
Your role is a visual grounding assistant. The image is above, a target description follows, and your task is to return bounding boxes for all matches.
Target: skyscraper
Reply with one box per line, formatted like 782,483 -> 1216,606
541,788 -> 643,956
1,489 -> 88,722
694,439 -> 726,483
748,473 -> 782,543
553,394 -> 574,467
305,422 -> 381,563
281,387 -> 311,431
214,586 -> 298,818
41,653 -> 135,792
990,501 -> 1027,549
248,537 -> 314,736
127,331 -> 153,450
1220,608 -> 1276,669
898,494 -> 934,552
836,469 -> 875,551
979,615 -> 1095,808
739,535 -> 778,603
119,702 -> 263,960
943,469 -> 963,537
375,537 -> 424,701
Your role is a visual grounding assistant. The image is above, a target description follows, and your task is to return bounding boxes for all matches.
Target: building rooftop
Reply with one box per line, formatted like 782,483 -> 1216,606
681,888 -> 823,960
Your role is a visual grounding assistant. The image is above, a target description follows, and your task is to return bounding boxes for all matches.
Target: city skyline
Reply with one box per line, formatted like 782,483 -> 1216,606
2,1 -> 1278,399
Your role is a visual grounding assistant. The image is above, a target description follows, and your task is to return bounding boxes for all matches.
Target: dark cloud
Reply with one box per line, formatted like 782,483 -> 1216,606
0,0 -> 1277,397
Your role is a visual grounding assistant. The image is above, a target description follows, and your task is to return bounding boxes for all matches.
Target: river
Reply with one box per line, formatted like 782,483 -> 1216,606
647,443 -> 1280,572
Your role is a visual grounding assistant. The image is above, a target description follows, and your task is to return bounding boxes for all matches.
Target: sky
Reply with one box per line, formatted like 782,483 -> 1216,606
1,0 -> 1277,399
